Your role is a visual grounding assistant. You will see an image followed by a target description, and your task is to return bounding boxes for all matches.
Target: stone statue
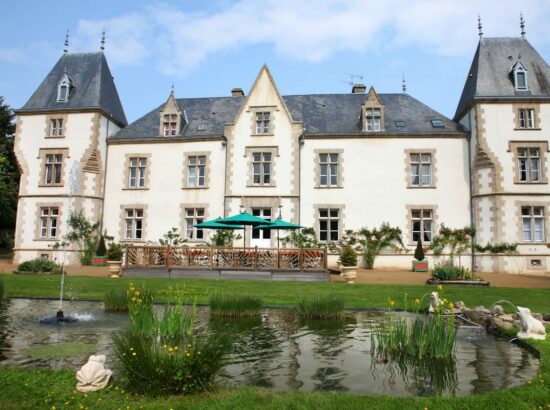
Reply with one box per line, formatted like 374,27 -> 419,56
429,291 -> 442,313
516,306 -> 547,341
76,354 -> 112,392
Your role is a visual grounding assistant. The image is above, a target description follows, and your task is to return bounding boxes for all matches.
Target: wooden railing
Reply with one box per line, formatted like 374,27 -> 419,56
125,246 -> 327,271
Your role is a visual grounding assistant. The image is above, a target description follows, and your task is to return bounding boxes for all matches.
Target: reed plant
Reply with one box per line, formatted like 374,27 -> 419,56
298,294 -> 345,319
113,284 -> 229,396
0,276 -> 4,300
209,294 -> 263,318
102,289 -> 128,312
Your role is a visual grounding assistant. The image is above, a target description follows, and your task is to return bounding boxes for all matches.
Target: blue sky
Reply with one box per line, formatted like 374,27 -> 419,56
2,0 -> 550,123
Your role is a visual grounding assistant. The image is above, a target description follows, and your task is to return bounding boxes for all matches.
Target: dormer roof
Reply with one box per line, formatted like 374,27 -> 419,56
17,52 -> 127,126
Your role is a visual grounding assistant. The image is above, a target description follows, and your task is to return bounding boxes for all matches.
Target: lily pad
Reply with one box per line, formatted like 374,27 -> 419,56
23,342 -> 96,359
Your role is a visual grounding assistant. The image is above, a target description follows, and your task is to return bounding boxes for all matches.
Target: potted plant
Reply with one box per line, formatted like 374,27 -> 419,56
107,242 -> 124,277
339,244 -> 358,284
412,238 -> 428,272
92,235 -> 108,266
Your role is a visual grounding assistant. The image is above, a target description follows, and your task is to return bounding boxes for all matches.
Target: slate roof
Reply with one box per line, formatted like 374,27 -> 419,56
111,92 -> 462,141
18,52 -> 127,126
455,37 -> 550,120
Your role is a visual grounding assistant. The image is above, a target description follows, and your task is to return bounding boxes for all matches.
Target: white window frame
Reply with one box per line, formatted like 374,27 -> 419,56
185,208 -> 205,240
125,209 -> 144,240
188,155 -> 206,187
366,108 -> 381,131
252,152 -> 272,185
163,114 -> 178,136
49,119 -> 63,137
128,157 -> 147,188
255,112 -> 271,134
518,148 -> 541,182
522,206 -> 545,242
44,154 -> 63,185
410,153 -> 432,186
40,207 -> 59,238
515,66 -> 528,91
319,208 -> 339,242
319,153 -> 339,187
411,209 -> 433,242
518,108 -> 535,129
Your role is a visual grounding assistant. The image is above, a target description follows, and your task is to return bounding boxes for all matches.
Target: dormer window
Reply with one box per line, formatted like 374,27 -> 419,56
361,87 -> 384,132
163,114 -> 178,136
511,60 -> 528,91
57,74 -> 74,102
366,108 -> 381,131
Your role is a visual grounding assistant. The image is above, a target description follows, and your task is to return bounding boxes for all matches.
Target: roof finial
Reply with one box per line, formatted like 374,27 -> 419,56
63,30 -> 69,54
520,13 -> 526,39
477,15 -> 483,38
170,81 -> 175,96
402,73 -> 407,93
100,28 -> 106,51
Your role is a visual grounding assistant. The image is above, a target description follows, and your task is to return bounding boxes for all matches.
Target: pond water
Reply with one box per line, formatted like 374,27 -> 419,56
0,298 -> 539,397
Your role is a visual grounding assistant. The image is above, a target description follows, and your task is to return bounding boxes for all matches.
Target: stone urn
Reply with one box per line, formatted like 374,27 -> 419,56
107,260 -> 122,278
340,265 -> 357,284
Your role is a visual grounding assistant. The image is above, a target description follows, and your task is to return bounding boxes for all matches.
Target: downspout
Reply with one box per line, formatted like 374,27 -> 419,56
298,133 -> 304,225
467,108 -> 475,272
99,117 -> 110,234
222,136 -> 228,217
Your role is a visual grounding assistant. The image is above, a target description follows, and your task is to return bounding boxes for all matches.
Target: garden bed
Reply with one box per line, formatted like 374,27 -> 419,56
426,279 -> 490,286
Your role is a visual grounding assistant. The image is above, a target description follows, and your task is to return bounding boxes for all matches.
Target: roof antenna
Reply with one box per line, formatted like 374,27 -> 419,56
520,13 -> 526,39
100,28 -> 106,51
402,73 -> 407,93
63,30 -> 69,54
477,15 -> 483,38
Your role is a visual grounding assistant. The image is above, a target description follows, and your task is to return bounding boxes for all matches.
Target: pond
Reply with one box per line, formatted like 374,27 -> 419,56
0,298 -> 539,397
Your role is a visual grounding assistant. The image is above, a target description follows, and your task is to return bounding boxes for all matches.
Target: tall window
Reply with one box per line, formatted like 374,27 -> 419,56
255,112 -> 271,134
39,207 -> 59,238
518,109 -> 535,128
163,114 -> 178,136
44,154 -> 63,185
57,75 -> 73,102
125,209 -> 143,240
518,148 -> 541,182
514,65 -> 528,91
366,108 -> 381,131
252,152 -> 271,185
319,208 -> 339,242
185,208 -> 205,240
411,209 -> 433,242
128,157 -> 147,188
49,119 -> 63,137
319,153 -> 339,186
410,153 -> 432,186
188,155 -> 206,187
522,206 -> 545,242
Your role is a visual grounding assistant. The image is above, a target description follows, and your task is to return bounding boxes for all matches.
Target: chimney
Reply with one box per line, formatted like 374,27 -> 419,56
352,83 -> 366,94
231,88 -> 245,97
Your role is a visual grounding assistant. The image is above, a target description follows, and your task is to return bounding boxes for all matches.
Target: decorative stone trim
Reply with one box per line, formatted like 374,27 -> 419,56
34,202 -> 63,240
313,149 -> 344,188
122,153 -> 152,190
512,103 -> 541,130
248,106 -> 277,136
158,94 -> 183,136
313,204 -> 346,243
405,204 -> 439,245
37,148 -> 69,187
182,151 -> 211,189
508,140 -> 549,184
361,87 -> 385,132
179,203 -> 209,242
245,146 -> 279,187
404,148 -> 437,189
119,204 -> 148,242
44,113 -> 68,138
514,200 -> 550,244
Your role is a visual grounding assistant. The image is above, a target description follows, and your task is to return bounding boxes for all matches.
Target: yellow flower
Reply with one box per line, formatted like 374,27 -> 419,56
174,346 -> 178,350
135,291 -> 140,296
130,347 -> 134,351
132,352 -> 137,356
168,347 -> 173,353
388,299 -> 395,307
131,297 -> 136,302
436,285 -> 443,292
448,303 -> 454,310
415,298 -> 420,305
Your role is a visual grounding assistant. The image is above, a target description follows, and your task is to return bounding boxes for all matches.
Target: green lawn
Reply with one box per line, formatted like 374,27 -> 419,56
1,273 -> 550,409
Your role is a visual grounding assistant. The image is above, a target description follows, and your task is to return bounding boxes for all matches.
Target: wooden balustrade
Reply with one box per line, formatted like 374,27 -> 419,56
125,245 -> 327,271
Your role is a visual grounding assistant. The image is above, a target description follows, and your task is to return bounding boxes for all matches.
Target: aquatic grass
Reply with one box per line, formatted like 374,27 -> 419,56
0,275 -> 4,299
209,294 -> 263,318
23,342 -> 95,359
298,294 -> 345,319
102,289 -> 128,312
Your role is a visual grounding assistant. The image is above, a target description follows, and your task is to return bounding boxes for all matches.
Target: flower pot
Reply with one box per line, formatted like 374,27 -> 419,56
412,259 -> 429,272
92,256 -> 108,266
340,265 -> 357,284
107,260 -> 123,278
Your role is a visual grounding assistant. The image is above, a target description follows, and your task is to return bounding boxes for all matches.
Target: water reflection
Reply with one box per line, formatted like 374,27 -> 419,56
0,299 -> 540,397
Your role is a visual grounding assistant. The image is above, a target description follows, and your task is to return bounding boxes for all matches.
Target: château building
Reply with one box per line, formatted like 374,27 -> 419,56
12,29 -> 550,274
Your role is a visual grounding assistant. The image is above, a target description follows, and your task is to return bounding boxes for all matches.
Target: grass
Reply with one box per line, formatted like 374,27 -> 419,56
102,289 -> 128,312
298,294 -> 345,319
0,275 -> 4,299
22,342 -> 96,359
210,294 -> 263,317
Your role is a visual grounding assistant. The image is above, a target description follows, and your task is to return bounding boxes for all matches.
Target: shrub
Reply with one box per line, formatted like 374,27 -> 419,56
96,235 -> 107,256
358,223 -> 405,269
339,244 -> 357,267
414,238 -> 425,261
281,227 -> 318,248
298,294 -> 345,319
113,284 -> 229,396
107,243 -> 124,261
474,242 -> 518,254
103,289 -> 128,312
429,225 -> 475,265
17,258 -> 61,274
431,261 -> 480,281
208,230 -> 242,247
210,294 -> 263,318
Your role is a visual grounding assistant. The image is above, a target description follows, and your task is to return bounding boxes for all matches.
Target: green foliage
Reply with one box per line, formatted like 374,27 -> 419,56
95,235 -> 107,256
431,261 -> 481,281
23,342 -> 95,359
107,243 -> 124,261
210,294 -> 263,317
429,225 -> 475,264
281,227 -> 318,248
208,230 -> 242,247
339,244 -> 357,266
53,210 -> 100,265
17,258 -> 61,274
298,294 -> 345,319
103,289 -> 128,312
0,275 -> 3,299
474,242 -> 518,254
0,97 -> 19,243
358,223 -> 405,269
414,238 -> 425,261
113,284 -> 229,396
158,227 -> 187,246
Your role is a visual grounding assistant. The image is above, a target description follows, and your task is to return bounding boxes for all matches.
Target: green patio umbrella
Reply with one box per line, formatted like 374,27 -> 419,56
256,218 -> 303,248
218,212 -> 273,247
194,217 -> 244,230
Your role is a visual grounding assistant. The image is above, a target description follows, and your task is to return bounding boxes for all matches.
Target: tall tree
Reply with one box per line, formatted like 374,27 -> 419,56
0,97 -> 19,249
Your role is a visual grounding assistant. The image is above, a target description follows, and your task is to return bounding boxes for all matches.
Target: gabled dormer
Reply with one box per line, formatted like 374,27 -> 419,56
361,87 -> 384,132
159,92 -> 185,137
510,58 -> 528,91
57,72 -> 74,102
